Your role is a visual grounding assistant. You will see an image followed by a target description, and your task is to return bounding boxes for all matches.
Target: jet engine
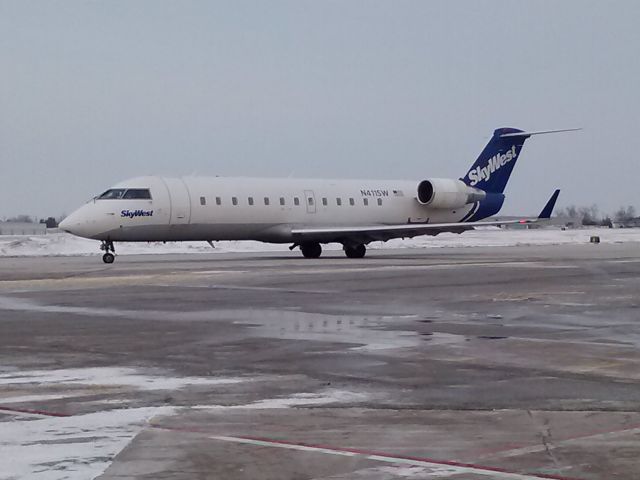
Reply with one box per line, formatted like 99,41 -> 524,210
417,178 -> 486,209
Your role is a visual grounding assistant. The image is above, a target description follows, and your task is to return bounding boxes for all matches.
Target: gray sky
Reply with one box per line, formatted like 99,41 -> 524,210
1,0 -> 638,218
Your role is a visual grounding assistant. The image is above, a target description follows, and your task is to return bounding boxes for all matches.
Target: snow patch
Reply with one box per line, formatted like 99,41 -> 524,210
0,366 -> 253,480
242,389 -> 367,409
1,228 -> 639,257
0,406 -> 175,480
0,365 -> 366,480
0,367 -> 245,392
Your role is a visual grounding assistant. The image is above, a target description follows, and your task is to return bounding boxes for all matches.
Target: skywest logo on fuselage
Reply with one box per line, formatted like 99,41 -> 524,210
360,189 -> 389,197
121,209 -> 153,218
468,145 -> 517,186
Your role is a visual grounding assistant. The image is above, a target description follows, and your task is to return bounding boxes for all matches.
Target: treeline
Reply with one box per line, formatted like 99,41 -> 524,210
3,214 -> 35,223
1,215 -> 60,228
555,205 -> 637,226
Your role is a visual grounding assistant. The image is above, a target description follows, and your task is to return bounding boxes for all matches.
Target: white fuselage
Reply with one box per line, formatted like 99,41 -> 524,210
60,176 -> 480,243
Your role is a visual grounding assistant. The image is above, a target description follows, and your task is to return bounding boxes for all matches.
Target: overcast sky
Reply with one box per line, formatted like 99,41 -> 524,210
1,1 -> 638,218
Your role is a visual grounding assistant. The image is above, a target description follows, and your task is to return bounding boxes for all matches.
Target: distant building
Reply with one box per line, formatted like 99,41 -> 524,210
0,222 -> 47,235
612,217 -> 640,228
40,217 -> 58,228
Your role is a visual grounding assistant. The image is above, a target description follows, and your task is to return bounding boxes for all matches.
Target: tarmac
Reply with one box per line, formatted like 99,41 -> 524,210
1,242 -> 639,479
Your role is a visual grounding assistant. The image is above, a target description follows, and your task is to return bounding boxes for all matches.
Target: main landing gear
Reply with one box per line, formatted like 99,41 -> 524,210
290,242 -> 367,259
299,242 -> 322,259
100,240 -> 115,264
344,243 -> 366,259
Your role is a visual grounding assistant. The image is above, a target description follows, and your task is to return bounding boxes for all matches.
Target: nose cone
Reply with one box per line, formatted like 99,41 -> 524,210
58,216 -> 71,232
59,210 -> 84,236
59,205 -> 101,239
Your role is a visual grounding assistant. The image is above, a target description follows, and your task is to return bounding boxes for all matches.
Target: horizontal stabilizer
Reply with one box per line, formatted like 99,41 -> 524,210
538,189 -> 561,219
500,128 -> 581,138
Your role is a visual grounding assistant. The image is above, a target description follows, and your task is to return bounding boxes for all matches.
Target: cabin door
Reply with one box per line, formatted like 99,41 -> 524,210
163,178 -> 192,224
304,190 -> 316,214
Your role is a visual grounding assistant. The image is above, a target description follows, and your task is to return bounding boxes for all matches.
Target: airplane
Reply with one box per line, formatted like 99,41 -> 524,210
59,127 -> 577,263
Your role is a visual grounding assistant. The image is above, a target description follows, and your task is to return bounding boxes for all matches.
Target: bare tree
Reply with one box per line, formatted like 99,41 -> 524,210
6,214 -> 34,223
556,205 -> 579,219
578,205 -> 600,226
614,205 -> 636,222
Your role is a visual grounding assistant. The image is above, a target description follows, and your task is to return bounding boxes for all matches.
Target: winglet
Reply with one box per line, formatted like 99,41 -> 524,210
538,189 -> 561,219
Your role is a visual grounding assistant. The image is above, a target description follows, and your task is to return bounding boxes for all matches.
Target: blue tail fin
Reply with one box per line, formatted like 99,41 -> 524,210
462,128 -> 530,194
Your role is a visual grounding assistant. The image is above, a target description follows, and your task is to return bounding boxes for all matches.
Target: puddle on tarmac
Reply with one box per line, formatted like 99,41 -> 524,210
233,310 -> 421,351
0,295 -> 422,351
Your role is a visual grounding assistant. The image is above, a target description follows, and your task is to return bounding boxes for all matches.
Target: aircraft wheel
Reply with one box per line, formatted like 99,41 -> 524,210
300,242 -> 322,259
102,253 -> 115,264
344,244 -> 366,259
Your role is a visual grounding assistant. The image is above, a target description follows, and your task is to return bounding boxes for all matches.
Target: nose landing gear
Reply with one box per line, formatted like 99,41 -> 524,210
100,240 -> 116,264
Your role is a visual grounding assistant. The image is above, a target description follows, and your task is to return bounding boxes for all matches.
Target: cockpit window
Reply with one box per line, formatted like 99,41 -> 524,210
98,189 -> 126,199
123,189 -> 152,199
97,188 -> 152,200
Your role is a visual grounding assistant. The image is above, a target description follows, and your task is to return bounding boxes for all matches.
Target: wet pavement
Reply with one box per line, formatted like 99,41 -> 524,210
0,243 -> 639,479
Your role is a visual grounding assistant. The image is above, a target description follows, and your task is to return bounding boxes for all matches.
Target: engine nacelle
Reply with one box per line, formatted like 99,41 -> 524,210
417,178 -> 486,209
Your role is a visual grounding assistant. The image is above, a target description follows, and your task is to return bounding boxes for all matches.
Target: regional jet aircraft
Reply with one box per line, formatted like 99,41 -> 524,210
60,127 -> 576,263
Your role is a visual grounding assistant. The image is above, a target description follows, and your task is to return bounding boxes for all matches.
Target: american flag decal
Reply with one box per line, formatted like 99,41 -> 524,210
392,189 -> 404,197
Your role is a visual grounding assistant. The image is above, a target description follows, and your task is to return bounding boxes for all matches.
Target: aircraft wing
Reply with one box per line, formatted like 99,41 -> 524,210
291,190 -> 560,245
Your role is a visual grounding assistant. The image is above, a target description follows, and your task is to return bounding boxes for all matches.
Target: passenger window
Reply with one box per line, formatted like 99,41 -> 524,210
232,197 -> 238,206
248,197 -> 254,206
294,197 -> 300,206
280,197 -> 285,206
122,189 -> 152,200
377,198 -> 383,206
363,198 -> 369,206
216,197 -> 222,205
200,196 -> 206,206
98,189 -> 126,200
336,198 -> 342,206
308,197 -> 314,206
322,197 -> 328,206
264,197 -> 270,206
349,198 -> 355,206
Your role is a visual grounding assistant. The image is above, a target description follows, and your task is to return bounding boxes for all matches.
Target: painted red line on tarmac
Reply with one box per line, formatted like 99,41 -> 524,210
151,424 -> 584,480
0,406 -> 71,417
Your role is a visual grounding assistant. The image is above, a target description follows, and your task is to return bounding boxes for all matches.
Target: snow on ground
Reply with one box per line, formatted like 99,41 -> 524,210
233,389 -> 367,409
0,228 -> 639,258
1,406 -> 175,480
0,366 -> 366,480
0,367 -> 246,480
386,226 -> 640,249
0,367 -> 244,392
188,388 -> 367,412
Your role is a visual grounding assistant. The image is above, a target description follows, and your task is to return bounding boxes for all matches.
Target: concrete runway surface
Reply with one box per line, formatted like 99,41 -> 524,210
1,243 -> 639,479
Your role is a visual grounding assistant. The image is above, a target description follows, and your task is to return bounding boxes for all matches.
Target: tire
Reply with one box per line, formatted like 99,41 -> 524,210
102,253 -> 115,264
300,242 -> 322,259
344,244 -> 366,259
